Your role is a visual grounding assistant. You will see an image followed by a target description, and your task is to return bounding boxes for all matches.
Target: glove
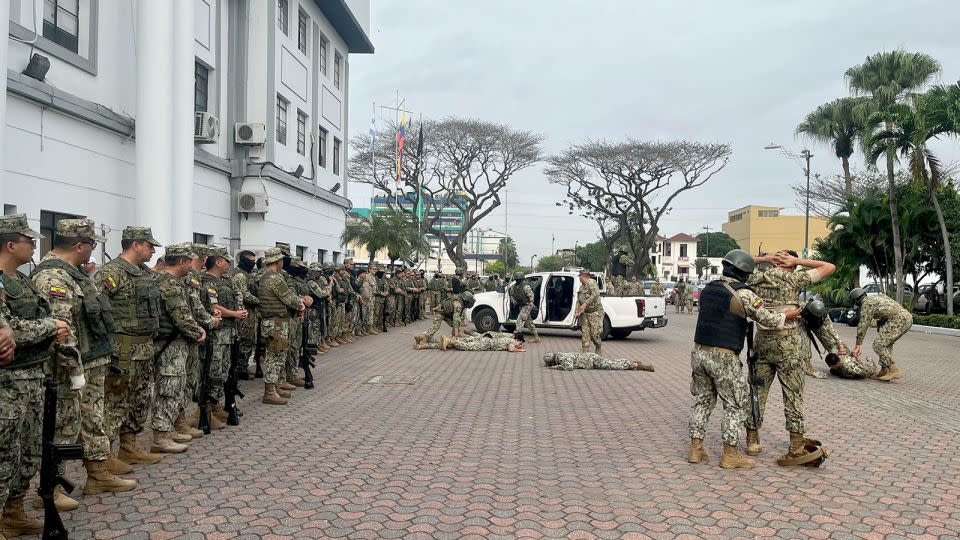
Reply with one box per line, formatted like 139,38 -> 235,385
70,373 -> 87,390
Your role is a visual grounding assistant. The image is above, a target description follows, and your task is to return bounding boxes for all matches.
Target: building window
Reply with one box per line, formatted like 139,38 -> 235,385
334,51 -> 343,89
43,0 -> 80,53
318,35 -> 328,75
193,233 -> 212,245
297,9 -> 308,54
332,251 -> 341,264
730,212 -> 744,222
680,244 -> 688,258
40,209 -> 81,257
317,249 -> 326,263
194,61 -> 209,112
345,249 -> 356,258
664,243 -> 672,256
296,110 -> 307,155
679,267 -> 689,275
277,0 -> 289,35
276,95 -> 288,145
333,138 -> 341,175
758,209 -> 779,218
317,127 -> 328,167
296,245 -> 307,259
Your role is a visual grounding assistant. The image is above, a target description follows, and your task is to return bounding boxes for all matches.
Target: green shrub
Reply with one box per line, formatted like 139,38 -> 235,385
912,314 -> 960,329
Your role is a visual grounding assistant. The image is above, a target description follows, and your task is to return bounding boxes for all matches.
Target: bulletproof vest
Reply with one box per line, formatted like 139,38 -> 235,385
451,277 -> 465,295
258,271 -> 293,318
156,273 -> 185,337
694,280 -> 751,354
611,254 -> 627,277
201,272 -> 238,327
440,297 -> 460,316
2,272 -> 54,369
33,257 -> 116,362
101,258 -> 160,336
291,276 -> 310,296
511,283 -> 531,304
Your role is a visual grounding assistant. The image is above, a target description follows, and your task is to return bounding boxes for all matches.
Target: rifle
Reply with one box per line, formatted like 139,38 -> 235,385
224,332 -> 244,426
299,318 -> 317,389
197,338 -> 213,435
745,321 -> 762,430
39,348 -> 84,539
253,323 -> 265,379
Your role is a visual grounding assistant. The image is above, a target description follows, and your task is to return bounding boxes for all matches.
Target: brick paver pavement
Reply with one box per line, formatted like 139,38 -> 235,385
55,314 -> 960,539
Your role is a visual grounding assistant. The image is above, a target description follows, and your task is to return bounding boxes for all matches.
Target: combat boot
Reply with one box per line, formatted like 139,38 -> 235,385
170,430 -> 192,443
207,405 -> 226,430
150,431 -> 188,454
870,366 -> 889,380
440,336 -> 452,351
1,496 -> 43,535
632,361 -> 656,372
211,402 -> 229,422
289,376 -> 306,387
83,459 -> 138,494
105,453 -> 134,475
33,486 -> 79,512
687,438 -> 709,463
719,444 -> 755,469
414,334 -> 427,345
530,336 -> 541,344
119,433 -> 164,465
278,381 -> 296,391
877,363 -> 902,381
746,429 -> 762,456
175,412 -> 204,439
262,384 -> 288,405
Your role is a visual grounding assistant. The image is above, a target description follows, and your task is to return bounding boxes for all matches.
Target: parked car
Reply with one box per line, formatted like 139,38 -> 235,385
643,280 -> 674,304
863,282 -> 913,296
914,283 -> 960,314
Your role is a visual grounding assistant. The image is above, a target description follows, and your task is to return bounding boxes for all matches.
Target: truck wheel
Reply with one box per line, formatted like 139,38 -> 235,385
610,328 -> 632,340
471,308 -> 499,333
600,316 -> 612,340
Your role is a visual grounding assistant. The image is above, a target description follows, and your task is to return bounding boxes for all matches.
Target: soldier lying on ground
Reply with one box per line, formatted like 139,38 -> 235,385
543,352 -> 655,372
824,352 -> 879,379
414,332 -> 525,352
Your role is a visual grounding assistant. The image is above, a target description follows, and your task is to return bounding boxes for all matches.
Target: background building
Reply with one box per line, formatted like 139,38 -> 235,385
3,0 -> 372,263
649,233 -> 699,280
722,205 -> 831,256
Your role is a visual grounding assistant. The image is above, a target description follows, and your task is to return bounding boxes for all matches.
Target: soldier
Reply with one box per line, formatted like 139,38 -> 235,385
650,278 -> 664,296
336,265 -> 357,340
510,272 -> 540,343
687,249 -> 802,470
824,351 -> 880,379
360,268 -> 377,335
151,243 -> 206,453
390,270 -> 407,327
436,333 -> 524,352
257,248 -> 305,405
485,274 -> 501,292
283,257 -> 312,386
31,218 -> 137,498
421,291 -> 470,343
427,272 -> 445,312
744,250 -> 835,464
183,245 -> 221,431
797,299 -> 832,379
850,287 -> 912,381
306,263 -> 332,348
377,268 -> 393,332
201,248 -> 247,423
95,226 -> 164,470
450,267 -> 466,298
0,215 -> 72,530
466,272 -> 483,294
543,352 -> 655,371
675,278 -> 689,313
574,270 -> 602,353
233,250 -> 261,379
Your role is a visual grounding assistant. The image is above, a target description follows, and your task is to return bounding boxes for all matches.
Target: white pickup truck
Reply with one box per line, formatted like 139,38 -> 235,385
464,270 -> 668,340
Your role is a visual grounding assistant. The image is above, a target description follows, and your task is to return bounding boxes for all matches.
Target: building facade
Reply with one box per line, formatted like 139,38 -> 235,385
649,233 -> 699,280
3,0 -> 372,263
722,205 -> 831,257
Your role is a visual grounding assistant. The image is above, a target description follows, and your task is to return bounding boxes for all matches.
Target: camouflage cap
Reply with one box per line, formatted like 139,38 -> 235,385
56,218 -> 107,243
309,262 -> 321,271
262,247 -> 285,265
164,242 -> 197,258
289,256 -> 306,268
122,226 -> 161,247
210,246 -> 233,263
192,243 -> 216,257
277,245 -> 291,256
0,213 -> 44,239
343,257 -> 354,265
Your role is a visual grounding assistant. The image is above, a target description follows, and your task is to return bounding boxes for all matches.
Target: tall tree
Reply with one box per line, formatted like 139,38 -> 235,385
796,97 -> 870,194
846,49 -> 942,303
342,210 -> 424,266
349,118 -> 543,270
536,255 -> 565,272
695,231 -> 739,257
497,237 -> 519,269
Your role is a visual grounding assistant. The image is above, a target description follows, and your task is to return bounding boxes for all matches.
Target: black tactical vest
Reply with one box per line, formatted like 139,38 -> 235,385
102,259 -> 160,336
694,280 -> 751,354
2,272 -> 54,369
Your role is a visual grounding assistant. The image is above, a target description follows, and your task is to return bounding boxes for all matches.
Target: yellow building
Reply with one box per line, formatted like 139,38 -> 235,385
722,205 -> 832,256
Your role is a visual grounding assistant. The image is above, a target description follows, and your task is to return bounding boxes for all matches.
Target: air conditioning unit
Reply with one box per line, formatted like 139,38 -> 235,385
235,122 -> 266,145
237,192 -> 269,213
194,112 -> 219,143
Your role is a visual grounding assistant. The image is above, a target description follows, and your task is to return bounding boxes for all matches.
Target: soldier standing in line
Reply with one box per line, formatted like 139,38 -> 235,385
183,245 -> 221,431
510,272 -> 540,343
376,268 -> 392,332
151,243 -> 206,453
336,265 -> 357,340
391,270 -> 407,327
233,250 -> 261,379
306,263 -> 332,349
850,287 -> 913,381
0,215 -> 72,530
201,248 -> 247,423
95,226 -> 165,471
360,268 -> 377,335
31,219 -> 137,499
574,270 -> 602,353
283,257 -> 311,387
543,352 -> 655,371
686,249 -> 802,469
256,248 -> 305,405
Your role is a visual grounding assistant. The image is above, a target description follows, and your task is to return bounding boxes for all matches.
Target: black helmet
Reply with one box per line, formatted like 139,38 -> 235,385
722,249 -> 755,274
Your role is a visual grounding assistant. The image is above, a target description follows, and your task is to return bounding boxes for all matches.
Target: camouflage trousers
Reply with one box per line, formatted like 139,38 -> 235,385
428,292 -> 441,313
516,304 -> 539,339
385,296 -> 398,325
104,336 -> 155,440
746,331 -> 805,435
425,313 -> 459,341
362,298 -> 375,331
373,297 -> 385,329
688,348 -> 749,446
153,341 -> 188,433
831,354 -> 879,379
0,367 -> 43,504
181,345 -> 200,411
579,310 -> 602,353
286,318 -> 303,381
551,352 -> 633,371
208,334 -> 231,401
56,363 -> 109,461
450,336 -> 514,351
261,318 -> 289,385
873,313 -> 912,368
238,311 -> 259,373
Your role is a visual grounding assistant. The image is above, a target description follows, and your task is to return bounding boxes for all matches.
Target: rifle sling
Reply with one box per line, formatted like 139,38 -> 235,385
154,330 -> 181,360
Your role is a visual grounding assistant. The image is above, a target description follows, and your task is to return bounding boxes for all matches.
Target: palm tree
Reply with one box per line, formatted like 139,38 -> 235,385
846,49 -> 942,303
796,97 -> 870,194
341,210 -> 420,266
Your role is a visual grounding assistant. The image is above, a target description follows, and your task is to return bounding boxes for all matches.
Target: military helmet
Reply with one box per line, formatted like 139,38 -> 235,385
722,249 -> 755,274
849,287 -> 866,305
459,291 -> 474,304
513,271 -> 525,280
805,299 -> 827,318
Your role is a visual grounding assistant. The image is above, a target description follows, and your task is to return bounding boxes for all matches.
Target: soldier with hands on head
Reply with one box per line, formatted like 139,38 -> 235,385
849,287 -> 912,381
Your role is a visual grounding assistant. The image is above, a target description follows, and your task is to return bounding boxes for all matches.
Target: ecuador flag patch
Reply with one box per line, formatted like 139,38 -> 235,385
48,286 -> 68,298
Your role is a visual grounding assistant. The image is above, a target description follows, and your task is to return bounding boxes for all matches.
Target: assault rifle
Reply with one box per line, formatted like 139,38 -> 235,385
299,318 -> 317,389
39,349 -> 84,539
224,332 -> 244,426
745,321 -> 762,429
197,338 -> 214,434
253,323 -> 265,379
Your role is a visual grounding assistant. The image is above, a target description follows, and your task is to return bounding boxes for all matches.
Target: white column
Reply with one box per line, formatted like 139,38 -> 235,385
135,0 -> 174,242
171,0 -> 195,242
0,0 -> 10,208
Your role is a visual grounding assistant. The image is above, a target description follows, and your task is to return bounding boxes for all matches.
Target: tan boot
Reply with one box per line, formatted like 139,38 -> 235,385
33,486 -> 79,512
719,443 -> 755,469
174,413 -> 204,439
83,459 -> 138,494
633,361 -> 655,372
276,387 -> 292,398
211,402 -> 229,423
440,336 -> 452,351
262,384 -> 289,405
414,334 -> 427,345
207,405 -> 226,430
746,429 -> 762,456
877,363 -> 902,381
0,497 -> 43,535
150,430 -> 188,454
289,376 -> 306,388
170,430 -> 193,443
118,433 -> 163,465
278,381 -> 296,391
105,453 -> 134,475
687,438 -> 709,463
531,336 -> 541,344
870,366 -> 889,380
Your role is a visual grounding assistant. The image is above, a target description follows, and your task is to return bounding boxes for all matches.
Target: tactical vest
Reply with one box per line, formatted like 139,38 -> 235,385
440,297 -> 461,316
694,280 -> 751,354
102,259 -> 161,336
511,283 -> 531,305
258,271 -> 293,318
201,272 -> 238,327
33,257 -> 116,362
156,273 -> 185,337
2,272 -> 54,369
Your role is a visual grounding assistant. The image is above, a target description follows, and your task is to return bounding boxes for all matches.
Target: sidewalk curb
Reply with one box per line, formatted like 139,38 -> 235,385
911,324 -> 960,337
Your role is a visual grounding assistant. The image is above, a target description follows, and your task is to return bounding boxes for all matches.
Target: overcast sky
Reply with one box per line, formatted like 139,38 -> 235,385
347,0 -> 960,262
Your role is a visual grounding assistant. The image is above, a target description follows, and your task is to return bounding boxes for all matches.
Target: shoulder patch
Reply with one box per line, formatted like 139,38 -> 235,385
104,275 -> 118,290
189,278 -> 201,288
751,297 -> 764,310
207,288 -> 218,297
48,286 -> 68,298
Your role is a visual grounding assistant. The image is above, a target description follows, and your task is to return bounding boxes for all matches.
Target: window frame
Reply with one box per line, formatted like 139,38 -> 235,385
277,0 -> 289,36
39,209 -> 82,257
10,0 -> 98,75
43,0 -> 80,53
318,126 -> 328,167
317,249 -> 327,264
194,60 -> 210,113
296,245 -> 307,260
276,94 -> 289,145
318,34 -> 328,75
296,110 -> 308,155
297,8 -> 309,55
333,137 -> 341,175
334,51 -> 343,89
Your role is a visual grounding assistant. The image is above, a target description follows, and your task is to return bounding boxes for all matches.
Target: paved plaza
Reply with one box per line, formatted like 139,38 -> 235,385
59,314 -> 960,539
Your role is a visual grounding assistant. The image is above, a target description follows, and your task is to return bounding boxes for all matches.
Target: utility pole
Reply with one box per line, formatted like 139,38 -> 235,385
551,234 -> 555,256
801,149 -> 812,258
701,225 -> 711,258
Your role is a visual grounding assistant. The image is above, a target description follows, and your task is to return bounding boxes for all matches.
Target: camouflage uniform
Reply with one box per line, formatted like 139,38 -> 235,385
447,335 -> 515,351
283,264 -> 308,382
856,294 -> 912,369
466,276 -> 483,294
622,279 -> 643,296
257,258 -> 303,385
182,262 -> 216,412
512,281 -> 539,340
650,280 -> 664,296
201,256 -> 242,402
389,274 -> 405,326
427,275 -> 444,313
577,277 -> 602,353
232,262 -> 260,375
425,297 -> 463,341
675,281 -> 687,313
545,352 -> 641,371
361,273 -> 377,332
484,276 -> 500,292
305,267 -> 330,344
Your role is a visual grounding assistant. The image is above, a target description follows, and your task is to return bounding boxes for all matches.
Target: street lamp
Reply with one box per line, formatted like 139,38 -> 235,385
530,254 -> 538,271
765,143 -> 813,257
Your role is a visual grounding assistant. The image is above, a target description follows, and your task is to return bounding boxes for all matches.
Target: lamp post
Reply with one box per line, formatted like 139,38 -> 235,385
701,225 -> 711,278
530,254 -> 538,271
765,144 -> 813,257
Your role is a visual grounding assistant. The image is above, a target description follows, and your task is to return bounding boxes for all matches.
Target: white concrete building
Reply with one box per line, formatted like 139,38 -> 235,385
3,0 -> 372,263
649,233 -> 699,280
